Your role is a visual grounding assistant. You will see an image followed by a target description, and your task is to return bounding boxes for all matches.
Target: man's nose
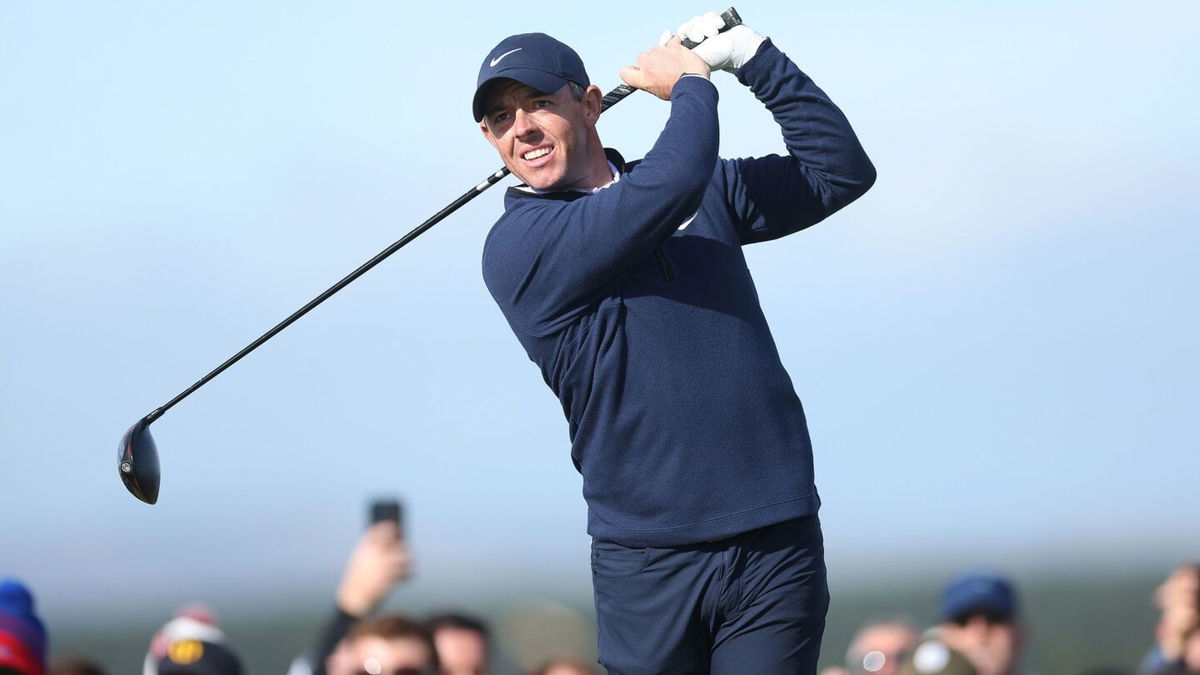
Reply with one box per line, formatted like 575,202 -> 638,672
513,108 -> 539,138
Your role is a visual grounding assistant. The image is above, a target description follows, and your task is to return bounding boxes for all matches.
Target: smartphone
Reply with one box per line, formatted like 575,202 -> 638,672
369,498 -> 404,538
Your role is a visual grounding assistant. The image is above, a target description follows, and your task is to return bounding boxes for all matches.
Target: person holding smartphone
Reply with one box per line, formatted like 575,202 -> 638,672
289,500 -> 412,675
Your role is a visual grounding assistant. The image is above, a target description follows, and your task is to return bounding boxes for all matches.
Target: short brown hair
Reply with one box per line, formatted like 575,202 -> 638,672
346,615 -> 439,669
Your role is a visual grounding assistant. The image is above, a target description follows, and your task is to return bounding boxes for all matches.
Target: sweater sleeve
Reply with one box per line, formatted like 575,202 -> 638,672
483,76 -> 720,338
722,39 -> 876,245
302,606 -> 359,675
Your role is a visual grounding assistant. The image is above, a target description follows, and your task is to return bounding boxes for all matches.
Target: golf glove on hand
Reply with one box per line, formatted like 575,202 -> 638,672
661,11 -> 766,72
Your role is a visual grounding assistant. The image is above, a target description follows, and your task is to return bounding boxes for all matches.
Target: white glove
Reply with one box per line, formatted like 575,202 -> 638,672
660,11 -> 766,72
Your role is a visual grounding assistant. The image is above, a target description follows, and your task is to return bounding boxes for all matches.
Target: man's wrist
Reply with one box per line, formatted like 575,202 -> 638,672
335,587 -> 374,618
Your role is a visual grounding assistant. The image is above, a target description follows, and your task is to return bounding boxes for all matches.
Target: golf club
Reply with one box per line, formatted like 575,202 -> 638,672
118,7 -> 743,504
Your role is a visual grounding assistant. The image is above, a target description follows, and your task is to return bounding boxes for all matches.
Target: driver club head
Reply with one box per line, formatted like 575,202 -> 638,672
118,416 -> 160,504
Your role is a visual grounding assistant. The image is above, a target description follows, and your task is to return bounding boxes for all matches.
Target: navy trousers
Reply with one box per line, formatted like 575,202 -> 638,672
590,515 -> 828,675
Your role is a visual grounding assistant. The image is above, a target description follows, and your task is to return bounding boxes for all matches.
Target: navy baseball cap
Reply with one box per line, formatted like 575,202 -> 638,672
473,33 -> 590,122
940,570 -> 1018,623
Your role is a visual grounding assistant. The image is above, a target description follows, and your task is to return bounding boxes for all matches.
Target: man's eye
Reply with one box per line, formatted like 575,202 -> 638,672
492,112 -> 512,124
533,99 -> 552,108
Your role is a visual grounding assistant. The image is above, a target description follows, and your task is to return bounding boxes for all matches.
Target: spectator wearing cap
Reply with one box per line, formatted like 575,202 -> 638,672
845,618 -> 920,675
426,614 -> 490,675
142,605 -> 243,675
937,570 -> 1030,675
156,639 -> 242,675
0,579 -> 47,675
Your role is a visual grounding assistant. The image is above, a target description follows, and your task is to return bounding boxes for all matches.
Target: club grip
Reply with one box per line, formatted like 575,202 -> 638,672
680,7 -> 743,49
600,84 -> 637,112
599,7 -> 742,113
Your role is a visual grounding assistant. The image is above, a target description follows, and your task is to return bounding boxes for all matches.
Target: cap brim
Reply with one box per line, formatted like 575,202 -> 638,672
473,68 -> 570,122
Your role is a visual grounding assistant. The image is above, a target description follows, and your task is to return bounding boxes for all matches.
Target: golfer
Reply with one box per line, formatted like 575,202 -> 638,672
475,12 -> 875,674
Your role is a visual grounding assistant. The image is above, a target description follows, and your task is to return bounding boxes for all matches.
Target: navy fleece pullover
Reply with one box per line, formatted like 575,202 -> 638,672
482,41 -> 875,547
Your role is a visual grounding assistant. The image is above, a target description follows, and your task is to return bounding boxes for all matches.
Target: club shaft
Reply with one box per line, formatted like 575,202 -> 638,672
146,169 -> 505,423
148,76 -> 625,423
146,7 -> 742,423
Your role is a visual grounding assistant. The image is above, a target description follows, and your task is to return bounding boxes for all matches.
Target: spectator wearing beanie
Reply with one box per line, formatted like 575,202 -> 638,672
143,605 -> 243,675
0,578 -> 47,675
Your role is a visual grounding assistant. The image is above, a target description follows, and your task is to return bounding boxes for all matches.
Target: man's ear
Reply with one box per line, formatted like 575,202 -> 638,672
480,121 -> 498,148
584,84 -> 603,122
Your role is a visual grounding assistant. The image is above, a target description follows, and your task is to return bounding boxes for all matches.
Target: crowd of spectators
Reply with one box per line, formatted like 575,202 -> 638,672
3,528 -> 1196,674
820,565 -> 1200,675
1,508 -> 601,675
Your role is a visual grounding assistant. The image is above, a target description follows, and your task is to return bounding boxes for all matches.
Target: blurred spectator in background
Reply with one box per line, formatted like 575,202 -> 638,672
845,618 -> 920,675
0,578 -> 47,675
1138,564 -> 1200,675
325,616 -> 437,675
529,657 -> 598,675
48,659 -> 105,675
426,614 -> 490,675
142,604 -> 243,675
901,636 -> 977,675
290,519 -> 412,675
937,570 -> 1029,675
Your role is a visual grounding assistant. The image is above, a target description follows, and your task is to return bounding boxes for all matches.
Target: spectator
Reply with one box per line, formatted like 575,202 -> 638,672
1138,564 -> 1200,675
325,616 -> 437,675
142,605 -> 243,675
845,618 -> 920,675
426,614 -> 490,675
530,657 -> 597,675
936,570 -> 1029,675
290,519 -> 412,675
0,579 -> 46,675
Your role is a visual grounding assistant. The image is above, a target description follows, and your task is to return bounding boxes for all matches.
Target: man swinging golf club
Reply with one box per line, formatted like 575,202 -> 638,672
476,11 -> 876,673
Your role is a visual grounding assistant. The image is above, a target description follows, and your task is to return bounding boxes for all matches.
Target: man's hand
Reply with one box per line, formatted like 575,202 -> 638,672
619,38 -> 711,101
335,521 -> 411,617
668,11 -> 766,73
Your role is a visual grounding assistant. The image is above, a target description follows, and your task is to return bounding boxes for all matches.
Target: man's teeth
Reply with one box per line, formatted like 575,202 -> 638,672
523,147 -> 552,161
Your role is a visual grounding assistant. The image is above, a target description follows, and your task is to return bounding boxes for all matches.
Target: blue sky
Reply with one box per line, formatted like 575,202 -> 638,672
2,1 -> 1197,621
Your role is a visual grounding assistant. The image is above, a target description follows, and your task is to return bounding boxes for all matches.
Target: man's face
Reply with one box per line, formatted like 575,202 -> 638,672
939,615 -> 1024,675
327,635 -> 434,675
432,627 -> 488,675
479,79 -> 601,191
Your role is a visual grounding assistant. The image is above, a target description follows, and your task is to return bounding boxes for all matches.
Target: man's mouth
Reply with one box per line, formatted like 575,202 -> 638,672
522,146 -> 554,162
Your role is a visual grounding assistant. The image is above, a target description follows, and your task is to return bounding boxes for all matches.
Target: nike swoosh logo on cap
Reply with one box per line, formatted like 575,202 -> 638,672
490,48 -> 522,67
